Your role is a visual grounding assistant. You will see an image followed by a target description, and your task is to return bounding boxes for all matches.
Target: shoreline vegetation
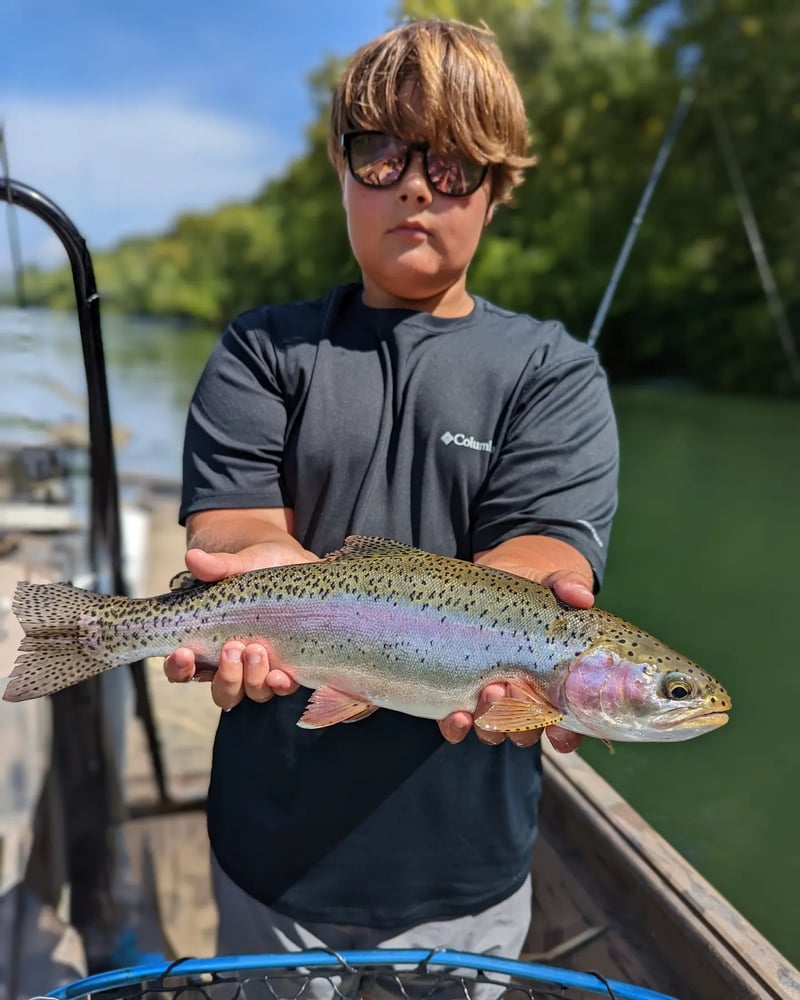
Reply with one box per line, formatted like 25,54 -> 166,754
5,0 -> 799,395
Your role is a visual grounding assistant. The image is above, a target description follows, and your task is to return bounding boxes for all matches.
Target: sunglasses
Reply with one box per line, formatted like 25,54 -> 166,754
340,131 -> 489,198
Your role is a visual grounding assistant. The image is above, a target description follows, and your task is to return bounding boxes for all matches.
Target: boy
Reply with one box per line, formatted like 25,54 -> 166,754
165,16 -> 618,982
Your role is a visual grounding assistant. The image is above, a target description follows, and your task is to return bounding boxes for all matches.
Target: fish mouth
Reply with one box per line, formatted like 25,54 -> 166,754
695,711 -> 729,728
661,710 -> 729,731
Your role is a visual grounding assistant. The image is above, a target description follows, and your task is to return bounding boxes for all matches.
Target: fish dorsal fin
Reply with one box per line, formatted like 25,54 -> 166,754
321,535 -> 419,562
168,570 -> 204,591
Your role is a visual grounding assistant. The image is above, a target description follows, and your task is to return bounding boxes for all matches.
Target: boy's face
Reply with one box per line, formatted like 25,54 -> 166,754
339,97 -> 493,316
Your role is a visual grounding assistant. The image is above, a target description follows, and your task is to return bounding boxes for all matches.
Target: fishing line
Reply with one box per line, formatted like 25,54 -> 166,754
709,100 -> 800,384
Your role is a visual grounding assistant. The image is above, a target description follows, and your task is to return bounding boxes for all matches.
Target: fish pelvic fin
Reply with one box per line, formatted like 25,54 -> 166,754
321,535 -> 418,562
4,581 -> 116,703
296,686 -> 376,729
474,698 -> 565,733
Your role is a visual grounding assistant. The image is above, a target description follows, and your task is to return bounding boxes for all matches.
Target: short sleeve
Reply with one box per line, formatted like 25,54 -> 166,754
471,336 -> 619,586
180,312 -> 291,523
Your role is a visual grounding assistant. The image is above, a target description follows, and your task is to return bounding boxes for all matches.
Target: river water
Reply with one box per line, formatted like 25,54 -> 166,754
1,307 -> 798,964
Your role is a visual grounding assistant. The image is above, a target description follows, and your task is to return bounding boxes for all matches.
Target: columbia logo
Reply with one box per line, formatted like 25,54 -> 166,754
440,431 -> 494,453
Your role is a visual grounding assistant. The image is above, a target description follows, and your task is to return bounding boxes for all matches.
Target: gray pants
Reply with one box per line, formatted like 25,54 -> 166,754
211,852 -> 532,999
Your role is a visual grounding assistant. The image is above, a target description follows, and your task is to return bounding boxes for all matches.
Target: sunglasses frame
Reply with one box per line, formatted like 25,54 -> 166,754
340,131 -> 489,198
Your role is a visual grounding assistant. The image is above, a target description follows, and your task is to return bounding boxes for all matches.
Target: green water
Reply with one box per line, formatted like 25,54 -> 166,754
584,385 -> 800,965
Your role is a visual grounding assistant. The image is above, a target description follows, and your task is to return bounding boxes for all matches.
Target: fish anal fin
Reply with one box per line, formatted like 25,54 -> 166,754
474,698 -> 564,733
321,535 -> 419,562
296,686 -> 375,729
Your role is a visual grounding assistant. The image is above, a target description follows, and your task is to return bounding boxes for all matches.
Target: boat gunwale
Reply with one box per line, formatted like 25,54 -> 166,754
540,742 -> 800,999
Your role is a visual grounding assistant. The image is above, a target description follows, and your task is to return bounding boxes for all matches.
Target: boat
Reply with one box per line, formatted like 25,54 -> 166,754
1,176 -> 799,1000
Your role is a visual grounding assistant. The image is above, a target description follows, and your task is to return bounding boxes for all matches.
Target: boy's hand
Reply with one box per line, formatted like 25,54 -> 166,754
438,564 -> 592,752
164,543 -> 314,711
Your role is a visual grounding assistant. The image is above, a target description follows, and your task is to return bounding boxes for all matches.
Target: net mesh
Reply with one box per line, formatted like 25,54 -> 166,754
42,949 -> 676,1000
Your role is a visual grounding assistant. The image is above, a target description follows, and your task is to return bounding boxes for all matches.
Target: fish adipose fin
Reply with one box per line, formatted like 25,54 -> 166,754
474,698 -> 564,733
321,535 -> 418,562
296,685 -> 376,728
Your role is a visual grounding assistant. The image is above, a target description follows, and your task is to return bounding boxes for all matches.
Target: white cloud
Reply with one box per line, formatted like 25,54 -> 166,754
1,94 -> 288,265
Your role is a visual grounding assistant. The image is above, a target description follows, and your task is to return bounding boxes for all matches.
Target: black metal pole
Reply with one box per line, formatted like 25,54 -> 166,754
0,177 -> 122,591
0,179 -> 170,966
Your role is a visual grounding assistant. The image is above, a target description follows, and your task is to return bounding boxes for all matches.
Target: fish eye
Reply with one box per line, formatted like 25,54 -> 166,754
661,673 -> 695,701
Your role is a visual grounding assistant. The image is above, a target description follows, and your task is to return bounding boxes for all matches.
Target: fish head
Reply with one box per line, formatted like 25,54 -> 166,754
559,634 -> 731,742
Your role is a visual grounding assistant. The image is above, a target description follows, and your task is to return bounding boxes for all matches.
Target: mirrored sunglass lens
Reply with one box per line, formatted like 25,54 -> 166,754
349,134 -> 408,186
426,152 -> 485,195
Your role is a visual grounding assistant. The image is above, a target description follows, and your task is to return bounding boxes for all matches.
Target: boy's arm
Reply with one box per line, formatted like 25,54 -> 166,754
184,508 -> 316,574
474,534 -> 594,607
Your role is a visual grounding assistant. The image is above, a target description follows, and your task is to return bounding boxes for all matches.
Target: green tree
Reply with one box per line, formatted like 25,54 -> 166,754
16,0 -> 798,393
619,0 -> 800,391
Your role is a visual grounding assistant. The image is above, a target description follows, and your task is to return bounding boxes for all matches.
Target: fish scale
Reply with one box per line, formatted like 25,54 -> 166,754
3,535 -> 731,743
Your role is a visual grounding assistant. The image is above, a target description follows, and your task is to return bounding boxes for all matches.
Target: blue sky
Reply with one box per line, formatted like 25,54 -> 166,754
1,1 -> 398,266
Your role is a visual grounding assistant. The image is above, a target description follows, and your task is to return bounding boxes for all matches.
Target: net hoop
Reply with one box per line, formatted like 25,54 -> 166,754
42,947 -> 678,1000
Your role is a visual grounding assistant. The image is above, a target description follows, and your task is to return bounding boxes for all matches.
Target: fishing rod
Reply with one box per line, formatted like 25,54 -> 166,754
588,68 -> 798,387
587,80 -> 697,348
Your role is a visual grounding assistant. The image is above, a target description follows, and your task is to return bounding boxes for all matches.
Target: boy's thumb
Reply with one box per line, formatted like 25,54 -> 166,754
184,547 -> 242,581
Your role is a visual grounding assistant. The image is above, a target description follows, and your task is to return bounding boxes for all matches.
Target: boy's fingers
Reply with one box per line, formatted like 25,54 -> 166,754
242,644 -> 274,703
438,684 -> 510,745
508,729 -> 543,749
473,683 -> 508,746
164,647 -> 196,683
546,726 -> 584,754
211,642 -> 246,710
438,710 -> 474,744
547,572 -> 595,609
184,548 -> 243,582
266,669 -> 300,696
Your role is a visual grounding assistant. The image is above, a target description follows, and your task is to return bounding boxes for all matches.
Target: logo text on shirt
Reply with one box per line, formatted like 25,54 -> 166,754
440,431 -> 494,453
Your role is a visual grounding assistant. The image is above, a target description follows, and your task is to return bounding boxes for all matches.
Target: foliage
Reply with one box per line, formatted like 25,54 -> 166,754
618,0 -> 800,393
15,0 -> 799,394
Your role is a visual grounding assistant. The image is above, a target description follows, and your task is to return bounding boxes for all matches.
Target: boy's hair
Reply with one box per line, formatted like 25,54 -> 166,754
328,18 -> 536,206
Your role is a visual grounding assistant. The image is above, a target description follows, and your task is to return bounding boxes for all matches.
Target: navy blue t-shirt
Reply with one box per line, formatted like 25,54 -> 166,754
181,283 -> 618,927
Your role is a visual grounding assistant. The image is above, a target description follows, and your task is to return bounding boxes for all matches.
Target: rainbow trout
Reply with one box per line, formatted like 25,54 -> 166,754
3,535 -> 730,742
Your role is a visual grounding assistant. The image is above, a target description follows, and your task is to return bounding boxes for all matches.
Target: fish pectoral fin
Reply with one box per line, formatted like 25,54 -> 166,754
296,686 -> 376,729
507,678 -> 546,702
474,698 -> 564,733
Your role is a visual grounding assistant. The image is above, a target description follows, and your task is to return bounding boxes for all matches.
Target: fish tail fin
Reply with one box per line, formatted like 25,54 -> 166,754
4,581 -> 117,702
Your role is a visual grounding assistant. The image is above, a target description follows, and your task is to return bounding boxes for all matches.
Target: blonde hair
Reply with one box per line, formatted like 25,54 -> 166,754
328,18 -> 536,205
